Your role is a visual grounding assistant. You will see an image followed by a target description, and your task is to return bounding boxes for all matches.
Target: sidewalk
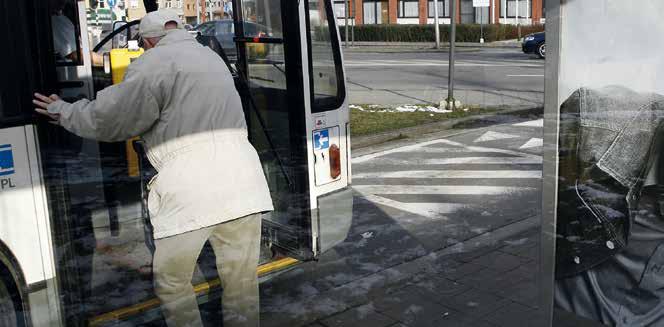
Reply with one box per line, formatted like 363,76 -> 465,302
260,217 -> 543,327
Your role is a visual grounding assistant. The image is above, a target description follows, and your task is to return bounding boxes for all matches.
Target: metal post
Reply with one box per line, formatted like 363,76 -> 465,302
447,0 -> 456,109
516,0 -> 521,40
433,0 -> 440,49
480,7 -> 484,43
351,15 -> 355,46
196,0 -> 200,24
345,0 -> 349,47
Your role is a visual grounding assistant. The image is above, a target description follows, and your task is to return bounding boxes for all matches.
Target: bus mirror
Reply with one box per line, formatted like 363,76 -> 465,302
112,21 -> 129,49
103,52 -> 111,74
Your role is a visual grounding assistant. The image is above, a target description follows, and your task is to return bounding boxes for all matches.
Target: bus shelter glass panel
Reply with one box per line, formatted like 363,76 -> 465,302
548,1 -> 664,325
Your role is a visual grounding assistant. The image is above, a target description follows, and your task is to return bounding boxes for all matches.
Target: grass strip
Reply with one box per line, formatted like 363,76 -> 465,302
350,106 -> 498,137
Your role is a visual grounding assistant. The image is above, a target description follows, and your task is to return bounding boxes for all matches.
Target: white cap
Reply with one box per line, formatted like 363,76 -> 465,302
139,9 -> 184,38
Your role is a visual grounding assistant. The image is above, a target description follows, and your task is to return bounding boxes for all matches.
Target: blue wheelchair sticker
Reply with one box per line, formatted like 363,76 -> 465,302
313,130 -> 330,151
0,144 -> 15,177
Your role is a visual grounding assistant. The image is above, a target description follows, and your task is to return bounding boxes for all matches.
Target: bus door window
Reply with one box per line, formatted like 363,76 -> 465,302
307,0 -> 345,112
238,1 -> 303,238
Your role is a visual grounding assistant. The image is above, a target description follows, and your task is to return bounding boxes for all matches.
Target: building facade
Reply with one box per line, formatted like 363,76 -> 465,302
334,0 -> 544,26
181,0 -> 231,24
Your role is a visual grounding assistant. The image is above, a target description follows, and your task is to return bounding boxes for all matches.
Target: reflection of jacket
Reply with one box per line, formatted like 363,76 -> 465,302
47,29 -> 273,239
556,86 -> 664,278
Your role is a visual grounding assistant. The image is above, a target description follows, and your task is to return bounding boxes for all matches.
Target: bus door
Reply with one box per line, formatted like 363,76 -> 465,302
231,0 -> 352,262
39,1 -> 153,325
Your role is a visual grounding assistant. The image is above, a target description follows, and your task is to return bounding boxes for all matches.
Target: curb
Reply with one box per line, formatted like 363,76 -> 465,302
351,106 -> 543,153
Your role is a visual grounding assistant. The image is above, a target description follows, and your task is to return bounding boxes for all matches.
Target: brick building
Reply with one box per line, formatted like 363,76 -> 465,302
333,0 -> 544,26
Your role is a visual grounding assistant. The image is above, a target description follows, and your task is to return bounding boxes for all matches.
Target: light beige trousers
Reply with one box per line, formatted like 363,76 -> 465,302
153,214 -> 261,327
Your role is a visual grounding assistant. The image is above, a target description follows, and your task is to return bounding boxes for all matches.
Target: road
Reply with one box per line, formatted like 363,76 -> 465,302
260,114 -> 544,327
344,48 -> 545,108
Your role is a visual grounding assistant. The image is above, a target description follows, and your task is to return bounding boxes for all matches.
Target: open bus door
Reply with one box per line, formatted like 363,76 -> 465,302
230,0 -> 353,263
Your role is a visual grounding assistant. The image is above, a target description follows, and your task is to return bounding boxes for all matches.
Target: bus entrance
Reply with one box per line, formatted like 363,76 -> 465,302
0,0 -> 351,325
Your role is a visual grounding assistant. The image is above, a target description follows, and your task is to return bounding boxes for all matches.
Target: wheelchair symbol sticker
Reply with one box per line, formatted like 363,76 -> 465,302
313,130 -> 330,151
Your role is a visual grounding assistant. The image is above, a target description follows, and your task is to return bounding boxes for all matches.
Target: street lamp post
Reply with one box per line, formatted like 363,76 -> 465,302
196,0 -> 200,24
516,0 -> 521,40
344,0 -> 349,47
433,0 -> 440,49
447,0 -> 457,110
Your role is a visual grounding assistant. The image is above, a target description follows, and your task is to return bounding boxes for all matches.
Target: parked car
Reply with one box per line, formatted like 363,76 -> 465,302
522,32 -> 545,59
193,20 -> 270,60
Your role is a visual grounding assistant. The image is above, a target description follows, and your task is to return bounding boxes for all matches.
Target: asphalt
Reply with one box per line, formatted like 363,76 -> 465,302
343,47 -> 544,109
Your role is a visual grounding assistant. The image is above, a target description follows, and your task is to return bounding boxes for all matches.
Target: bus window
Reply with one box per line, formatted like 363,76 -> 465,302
240,0 -> 283,38
50,0 -> 84,66
307,0 -> 345,112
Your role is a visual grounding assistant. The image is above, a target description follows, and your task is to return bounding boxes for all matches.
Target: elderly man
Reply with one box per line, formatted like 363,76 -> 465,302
34,9 -> 273,327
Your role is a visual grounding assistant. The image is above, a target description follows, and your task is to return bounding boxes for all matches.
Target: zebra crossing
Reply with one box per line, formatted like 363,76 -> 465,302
351,119 -> 543,224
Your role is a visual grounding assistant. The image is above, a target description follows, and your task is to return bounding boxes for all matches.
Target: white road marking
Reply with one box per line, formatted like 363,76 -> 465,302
359,194 -> 463,219
373,156 -> 543,165
353,129 -> 542,220
513,119 -> 543,127
473,131 -> 520,143
354,185 -> 536,195
519,138 -> 544,149
422,157 -> 542,165
353,138 -> 539,164
353,170 -> 542,179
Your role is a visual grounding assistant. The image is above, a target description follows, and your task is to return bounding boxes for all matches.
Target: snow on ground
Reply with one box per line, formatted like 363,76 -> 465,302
351,104 -> 453,114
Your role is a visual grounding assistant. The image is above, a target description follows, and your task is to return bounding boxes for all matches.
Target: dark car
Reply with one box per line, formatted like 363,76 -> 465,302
193,20 -> 269,60
522,32 -> 545,59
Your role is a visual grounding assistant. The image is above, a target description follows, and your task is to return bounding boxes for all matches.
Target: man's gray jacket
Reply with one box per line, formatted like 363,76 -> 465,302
47,29 -> 274,239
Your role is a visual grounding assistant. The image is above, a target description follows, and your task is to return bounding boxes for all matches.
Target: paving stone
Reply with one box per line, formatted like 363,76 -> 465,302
460,267 -> 533,299
304,323 -> 326,327
501,280 -> 539,309
436,288 -> 510,317
432,310 -> 499,327
482,301 -> 543,327
451,244 -> 505,263
470,251 -> 530,273
443,262 -> 486,281
370,285 -> 456,327
320,304 -> 397,327
411,277 -> 472,301
518,245 -> 540,260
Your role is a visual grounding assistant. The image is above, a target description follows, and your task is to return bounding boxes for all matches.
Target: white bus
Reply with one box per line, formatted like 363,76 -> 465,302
0,0 -> 352,325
